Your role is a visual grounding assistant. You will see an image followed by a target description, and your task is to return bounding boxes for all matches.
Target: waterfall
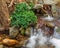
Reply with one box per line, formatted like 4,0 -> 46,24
26,28 -> 49,48
49,38 -> 60,48
25,15 -> 60,48
49,26 -> 60,48
25,26 -> 60,48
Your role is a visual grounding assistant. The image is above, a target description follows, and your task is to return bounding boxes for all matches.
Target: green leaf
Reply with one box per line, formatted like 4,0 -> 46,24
10,2 -> 37,29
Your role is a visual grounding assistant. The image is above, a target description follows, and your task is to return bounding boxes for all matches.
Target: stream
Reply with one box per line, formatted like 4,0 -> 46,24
24,15 -> 60,48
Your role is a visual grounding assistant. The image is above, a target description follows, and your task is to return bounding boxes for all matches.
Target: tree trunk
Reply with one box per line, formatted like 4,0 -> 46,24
0,0 -> 10,31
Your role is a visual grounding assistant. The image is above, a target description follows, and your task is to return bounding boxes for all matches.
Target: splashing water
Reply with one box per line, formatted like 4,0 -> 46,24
26,36 -> 37,48
26,29 -> 49,48
37,29 -> 48,46
26,27 -> 60,48
49,26 -> 60,48
44,15 -> 54,21
49,38 -> 60,48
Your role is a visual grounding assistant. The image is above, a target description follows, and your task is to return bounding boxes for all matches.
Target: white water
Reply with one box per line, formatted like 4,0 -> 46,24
37,29 -> 48,46
44,15 -> 54,21
26,29 -> 49,48
49,27 -> 60,48
49,38 -> 60,48
26,35 -> 38,48
25,25 -> 60,48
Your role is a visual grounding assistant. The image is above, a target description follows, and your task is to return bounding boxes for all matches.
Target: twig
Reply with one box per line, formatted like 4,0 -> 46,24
8,0 -> 14,7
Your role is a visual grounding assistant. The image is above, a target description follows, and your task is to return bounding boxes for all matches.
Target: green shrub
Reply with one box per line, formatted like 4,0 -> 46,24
10,2 -> 37,28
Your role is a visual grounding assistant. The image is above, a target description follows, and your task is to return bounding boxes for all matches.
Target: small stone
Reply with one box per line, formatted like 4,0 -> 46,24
25,27 -> 31,36
9,26 -> 19,38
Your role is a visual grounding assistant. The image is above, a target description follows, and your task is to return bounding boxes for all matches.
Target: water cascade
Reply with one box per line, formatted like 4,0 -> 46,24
49,38 -> 60,48
26,29 -> 51,48
25,15 -> 60,48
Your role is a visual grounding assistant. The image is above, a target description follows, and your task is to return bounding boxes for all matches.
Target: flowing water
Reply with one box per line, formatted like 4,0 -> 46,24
25,28 -> 52,48
25,27 -> 60,48
24,15 -> 60,48
49,38 -> 60,48
49,27 -> 60,48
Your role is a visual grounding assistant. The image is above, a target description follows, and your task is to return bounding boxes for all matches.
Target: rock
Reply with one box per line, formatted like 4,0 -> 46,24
2,38 -> 19,47
43,0 -> 55,4
54,20 -> 60,27
9,26 -> 19,38
45,22 -> 55,28
15,34 -> 29,47
25,27 -> 31,36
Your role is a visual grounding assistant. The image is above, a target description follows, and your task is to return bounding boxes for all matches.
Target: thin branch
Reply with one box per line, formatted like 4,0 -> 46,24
8,0 -> 14,7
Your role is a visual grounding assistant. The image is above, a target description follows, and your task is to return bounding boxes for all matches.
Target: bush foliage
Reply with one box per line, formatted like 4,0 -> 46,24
10,2 -> 37,28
